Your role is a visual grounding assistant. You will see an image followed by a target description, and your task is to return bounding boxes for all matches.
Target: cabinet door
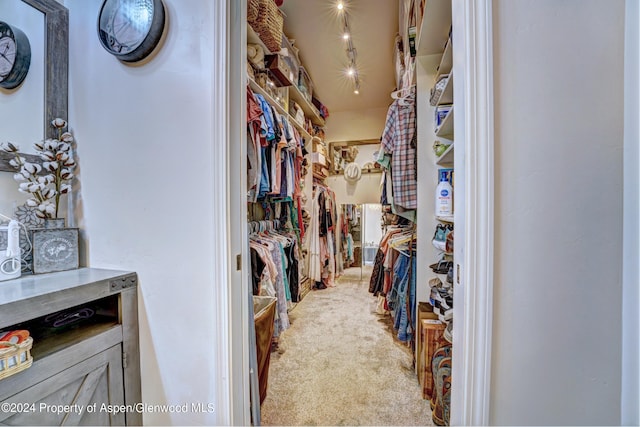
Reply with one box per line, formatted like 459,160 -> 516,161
0,345 -> 125,426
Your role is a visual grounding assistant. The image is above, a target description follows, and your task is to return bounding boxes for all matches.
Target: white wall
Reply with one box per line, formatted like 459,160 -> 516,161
323,107 -> 387,205
326,173 -> 382,206
66,1 -> 225,424
622,0 -> 639,424
491,1 -> 625,425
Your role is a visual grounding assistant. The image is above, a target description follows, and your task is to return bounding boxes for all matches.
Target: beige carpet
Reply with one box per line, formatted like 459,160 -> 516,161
260,267 -> 434,426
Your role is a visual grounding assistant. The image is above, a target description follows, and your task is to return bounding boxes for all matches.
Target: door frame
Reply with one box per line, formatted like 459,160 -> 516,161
450,0 -> 495,425
223,0 -> 495,425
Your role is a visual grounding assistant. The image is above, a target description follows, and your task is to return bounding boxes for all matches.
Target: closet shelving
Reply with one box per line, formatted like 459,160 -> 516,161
247,9 -> 329,310
289,86 -> 325,127
436,143 -> 454,166
248,77 -> 313,141
435,109 -> 454,138
436,37 -> 453,76
435,215 -> 454,224
436,71 -> 454,105
415,0 -> 452,56
413,0 -> 455,423
247,26 -> 325,127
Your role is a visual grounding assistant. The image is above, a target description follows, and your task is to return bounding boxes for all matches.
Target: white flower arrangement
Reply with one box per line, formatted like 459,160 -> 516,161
1,118 -> 75,219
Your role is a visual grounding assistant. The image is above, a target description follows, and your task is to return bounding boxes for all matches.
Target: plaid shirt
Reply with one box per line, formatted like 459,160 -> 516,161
381,97 -> 417,210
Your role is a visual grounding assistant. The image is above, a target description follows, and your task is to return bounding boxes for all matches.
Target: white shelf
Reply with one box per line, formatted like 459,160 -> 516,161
289,84 -> 325,127
435,108 -> 454,139
436,71 -> 453,105
436,215 -> 454,224
248,76 -> 312,141
248,19 -> 324,128
416,0 -> 452,56
436,143 -> 454,166
247,24 -> 274,55
436,37 -> 453,76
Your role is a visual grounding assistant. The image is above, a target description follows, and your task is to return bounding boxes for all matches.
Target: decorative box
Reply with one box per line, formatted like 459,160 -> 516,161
281,36 -> 300,82
31,219 -> 79,274
298,67 -> 313,102
265,54 -> 295,87
290,101 -> 305,125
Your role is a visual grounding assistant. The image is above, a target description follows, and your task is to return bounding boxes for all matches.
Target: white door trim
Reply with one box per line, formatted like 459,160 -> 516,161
211,1 -> 232,424
451,0 -> 495,425
227,0 -> 251,425
223,0 -> 496,425
622,0 -> 639,424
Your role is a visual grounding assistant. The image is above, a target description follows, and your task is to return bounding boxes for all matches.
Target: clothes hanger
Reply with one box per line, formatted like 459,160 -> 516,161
390,84 -> 416,100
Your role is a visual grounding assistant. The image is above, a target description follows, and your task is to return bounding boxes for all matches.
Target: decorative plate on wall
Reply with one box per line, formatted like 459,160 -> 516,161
0,21 -> 31,89
97,0 -> 166,62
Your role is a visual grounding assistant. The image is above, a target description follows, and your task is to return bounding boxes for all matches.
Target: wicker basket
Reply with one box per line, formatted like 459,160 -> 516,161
251,0 -> 284,53
248,0 -> 260,24
0,337 -> 33,380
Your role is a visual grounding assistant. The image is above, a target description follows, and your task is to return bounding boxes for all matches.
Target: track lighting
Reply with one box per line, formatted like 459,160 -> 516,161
339,4 -> 360,95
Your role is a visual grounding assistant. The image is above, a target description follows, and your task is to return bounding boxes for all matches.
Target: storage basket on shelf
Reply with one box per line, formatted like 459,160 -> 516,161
0,336 -> 33,380
247,0 -> 260,24
251,0 -> 284,53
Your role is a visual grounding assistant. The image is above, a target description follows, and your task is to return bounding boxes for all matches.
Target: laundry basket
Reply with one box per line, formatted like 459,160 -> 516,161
253,295 -> 277,404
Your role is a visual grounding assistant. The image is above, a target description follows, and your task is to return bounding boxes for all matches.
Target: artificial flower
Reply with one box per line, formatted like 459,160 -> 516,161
1,118 -> 76,219
51,118 -> 66,128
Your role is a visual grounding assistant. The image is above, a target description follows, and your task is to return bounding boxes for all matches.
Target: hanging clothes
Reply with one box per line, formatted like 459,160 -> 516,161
377,86 -> 417,222
307,184 -> 338,289
249,223 -> 301,337
368,224 -> 417,341
247,85 -> 306,206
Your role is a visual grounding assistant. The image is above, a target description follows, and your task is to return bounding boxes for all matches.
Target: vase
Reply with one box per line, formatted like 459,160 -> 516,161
31,218 -> 79,274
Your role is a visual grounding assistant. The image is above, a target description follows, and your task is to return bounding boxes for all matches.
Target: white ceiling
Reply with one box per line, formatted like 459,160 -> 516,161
279,0 -> 399,114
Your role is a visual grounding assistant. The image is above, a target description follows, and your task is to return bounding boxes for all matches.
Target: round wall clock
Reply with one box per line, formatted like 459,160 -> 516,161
0,21 -> 31,89
97,0 -> 166,62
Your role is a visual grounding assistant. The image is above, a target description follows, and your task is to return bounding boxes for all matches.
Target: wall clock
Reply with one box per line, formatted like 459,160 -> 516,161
97,0 -> 166,62
0,21 -> 31,89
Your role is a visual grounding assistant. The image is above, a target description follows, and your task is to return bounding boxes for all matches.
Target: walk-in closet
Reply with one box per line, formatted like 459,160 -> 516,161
245,0 -> 460,424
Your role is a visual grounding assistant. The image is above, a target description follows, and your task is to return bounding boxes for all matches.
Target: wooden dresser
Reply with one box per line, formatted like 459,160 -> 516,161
0,268 -> 141,426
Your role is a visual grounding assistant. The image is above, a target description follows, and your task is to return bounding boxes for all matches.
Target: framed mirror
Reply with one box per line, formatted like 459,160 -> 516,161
0,0 -> 68,172
328,139 -> 383,176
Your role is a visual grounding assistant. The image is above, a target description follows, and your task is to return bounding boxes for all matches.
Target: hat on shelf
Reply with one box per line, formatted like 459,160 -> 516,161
344,162 -> 362,183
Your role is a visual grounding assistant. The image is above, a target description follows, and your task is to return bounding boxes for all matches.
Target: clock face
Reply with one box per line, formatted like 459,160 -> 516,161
0,36 -> 17,83
0,21 -> 30,89
98,0 -> 165,62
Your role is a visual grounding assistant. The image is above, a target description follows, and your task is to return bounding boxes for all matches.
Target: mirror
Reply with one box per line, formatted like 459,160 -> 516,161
0,0 -> 68,171
328,139 -> 383,175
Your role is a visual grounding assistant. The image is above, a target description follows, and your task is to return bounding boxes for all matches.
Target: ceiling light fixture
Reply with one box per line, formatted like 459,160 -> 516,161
339,2 -> 361,95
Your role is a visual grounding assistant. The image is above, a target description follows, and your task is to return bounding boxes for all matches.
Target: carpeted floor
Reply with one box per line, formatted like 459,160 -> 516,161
260,267 -> 434,426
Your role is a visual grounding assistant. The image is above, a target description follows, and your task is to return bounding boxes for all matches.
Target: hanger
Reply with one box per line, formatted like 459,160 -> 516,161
390,84 -> 416,100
